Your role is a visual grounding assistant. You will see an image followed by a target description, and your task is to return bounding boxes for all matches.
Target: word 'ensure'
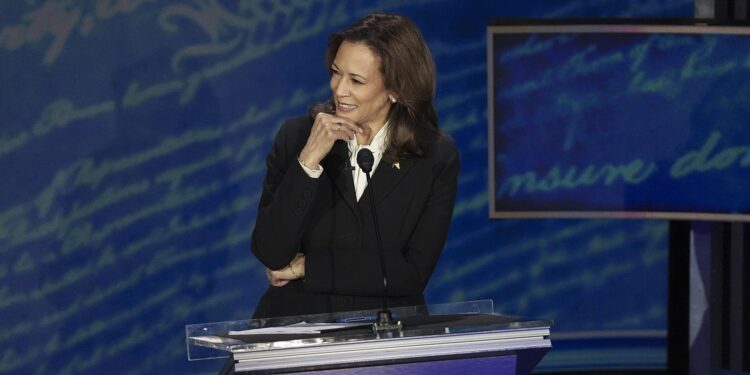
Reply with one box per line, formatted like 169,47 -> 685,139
500,159 -> 657,197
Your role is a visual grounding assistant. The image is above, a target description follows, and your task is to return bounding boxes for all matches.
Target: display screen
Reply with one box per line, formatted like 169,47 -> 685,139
489,22 -> 750,220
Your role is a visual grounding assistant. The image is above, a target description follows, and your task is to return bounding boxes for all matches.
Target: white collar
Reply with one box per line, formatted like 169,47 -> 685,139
347,122 -> 389,155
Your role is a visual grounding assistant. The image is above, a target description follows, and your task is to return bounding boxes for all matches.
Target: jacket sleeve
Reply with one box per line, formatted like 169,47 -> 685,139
391,146 -> 460,295
251,119 -> 319,270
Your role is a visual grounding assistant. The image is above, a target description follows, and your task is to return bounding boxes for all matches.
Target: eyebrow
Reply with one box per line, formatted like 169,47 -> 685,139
331,62 -> 368,81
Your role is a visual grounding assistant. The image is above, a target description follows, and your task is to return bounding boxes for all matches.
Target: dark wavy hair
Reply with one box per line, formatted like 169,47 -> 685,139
310,12 -> 440,163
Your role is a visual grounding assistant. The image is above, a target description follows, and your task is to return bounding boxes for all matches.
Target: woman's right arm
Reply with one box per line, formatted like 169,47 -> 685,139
251,115 -> 361,270
251,118 -> 321,270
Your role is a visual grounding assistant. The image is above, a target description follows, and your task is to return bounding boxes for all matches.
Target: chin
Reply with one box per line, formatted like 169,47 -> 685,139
335,112 -> 357,122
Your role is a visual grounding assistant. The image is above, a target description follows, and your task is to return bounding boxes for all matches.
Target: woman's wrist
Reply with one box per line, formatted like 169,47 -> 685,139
298,149 -> 322,170
288,262 -> 301,279
298,156 -> 320,171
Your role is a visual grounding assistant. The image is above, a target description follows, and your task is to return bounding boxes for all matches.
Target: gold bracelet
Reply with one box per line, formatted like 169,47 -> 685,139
298,157 -> 320,171
288,263 -> 301,279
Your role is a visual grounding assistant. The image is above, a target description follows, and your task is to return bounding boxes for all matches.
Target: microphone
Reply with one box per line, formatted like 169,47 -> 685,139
356,149 -> 402,332
356,148 -> 374,173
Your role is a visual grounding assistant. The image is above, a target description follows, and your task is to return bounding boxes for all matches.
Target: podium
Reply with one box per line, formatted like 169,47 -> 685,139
186,300 -> 551,374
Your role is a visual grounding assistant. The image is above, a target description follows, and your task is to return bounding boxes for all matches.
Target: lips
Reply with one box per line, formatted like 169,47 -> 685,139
337,102 -> 357,112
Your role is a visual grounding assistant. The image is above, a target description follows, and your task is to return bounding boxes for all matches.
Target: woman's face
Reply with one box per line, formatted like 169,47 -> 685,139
330,41 -> 392,128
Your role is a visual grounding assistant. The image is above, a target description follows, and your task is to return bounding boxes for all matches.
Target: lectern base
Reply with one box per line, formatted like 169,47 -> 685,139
260,354 -> 517,375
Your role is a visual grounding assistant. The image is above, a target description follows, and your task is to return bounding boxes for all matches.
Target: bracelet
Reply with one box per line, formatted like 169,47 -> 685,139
298,156 -> 320,171
288,263 -> 301,279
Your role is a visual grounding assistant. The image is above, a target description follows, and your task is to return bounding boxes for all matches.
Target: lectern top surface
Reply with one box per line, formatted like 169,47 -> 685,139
186,300 -> 552,359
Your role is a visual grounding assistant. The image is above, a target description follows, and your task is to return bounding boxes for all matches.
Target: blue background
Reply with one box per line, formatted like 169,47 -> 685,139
0,1 -> 693,374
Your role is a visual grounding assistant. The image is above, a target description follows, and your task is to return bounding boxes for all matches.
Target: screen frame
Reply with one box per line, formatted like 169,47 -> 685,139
487,19 -> 750,221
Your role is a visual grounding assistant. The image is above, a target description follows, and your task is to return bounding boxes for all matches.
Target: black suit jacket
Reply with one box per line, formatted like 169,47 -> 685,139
251,116 -> 460,318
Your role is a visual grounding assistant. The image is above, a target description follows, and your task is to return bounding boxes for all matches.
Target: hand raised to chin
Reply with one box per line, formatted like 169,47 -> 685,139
298,113 -> 363,169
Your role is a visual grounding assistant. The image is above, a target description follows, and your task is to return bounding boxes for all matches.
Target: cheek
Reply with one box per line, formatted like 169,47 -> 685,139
356,88 -> 379,107
329,76 -> 336,92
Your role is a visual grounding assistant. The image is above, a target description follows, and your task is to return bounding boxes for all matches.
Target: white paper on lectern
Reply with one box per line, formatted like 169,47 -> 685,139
228,322 -> 370,335
189,335 -> 238,344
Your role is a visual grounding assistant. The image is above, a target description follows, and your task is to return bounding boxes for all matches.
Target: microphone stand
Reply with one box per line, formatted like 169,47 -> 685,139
357,149 -> 402,333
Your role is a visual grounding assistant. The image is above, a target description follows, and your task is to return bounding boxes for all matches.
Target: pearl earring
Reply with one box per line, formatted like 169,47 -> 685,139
389,96 -> 396,104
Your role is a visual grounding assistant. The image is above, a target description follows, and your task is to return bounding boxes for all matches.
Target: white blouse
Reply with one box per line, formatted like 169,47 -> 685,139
347,123 -> 388,201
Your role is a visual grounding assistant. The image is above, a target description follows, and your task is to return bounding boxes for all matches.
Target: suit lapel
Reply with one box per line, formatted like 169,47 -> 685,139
359,158 -> 416,215
322,140 -> 359,214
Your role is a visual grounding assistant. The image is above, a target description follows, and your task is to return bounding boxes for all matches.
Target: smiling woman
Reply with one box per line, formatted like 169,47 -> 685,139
250,12 -> 459,319
328,41 -> 392,138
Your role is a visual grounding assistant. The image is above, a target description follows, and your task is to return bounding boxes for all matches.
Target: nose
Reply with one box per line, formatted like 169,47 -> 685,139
332,75 -> 350,97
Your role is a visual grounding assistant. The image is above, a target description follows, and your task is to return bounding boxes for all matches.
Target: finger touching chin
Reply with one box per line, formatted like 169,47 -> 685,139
335,112 -> 356,122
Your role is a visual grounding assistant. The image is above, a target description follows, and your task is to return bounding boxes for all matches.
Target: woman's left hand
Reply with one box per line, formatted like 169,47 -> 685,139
266,253 -> 305,287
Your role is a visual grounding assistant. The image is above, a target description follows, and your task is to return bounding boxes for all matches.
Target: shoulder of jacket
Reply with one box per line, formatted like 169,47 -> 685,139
274,116 -> 314,147
280,115 -> 314,134
425,133 -> 459,161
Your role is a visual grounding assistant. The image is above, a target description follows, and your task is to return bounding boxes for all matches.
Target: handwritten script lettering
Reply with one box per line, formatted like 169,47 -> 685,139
671,131 -> 750,178
0,0 -> 155,65
500,159 -> 657,197
498,131 -> 749,201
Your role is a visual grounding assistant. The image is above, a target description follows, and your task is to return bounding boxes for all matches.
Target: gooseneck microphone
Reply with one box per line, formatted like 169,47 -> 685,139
356,149 -> 402,332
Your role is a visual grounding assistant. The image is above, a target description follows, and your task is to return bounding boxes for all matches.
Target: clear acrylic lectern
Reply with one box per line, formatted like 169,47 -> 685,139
186,300 -> 551,374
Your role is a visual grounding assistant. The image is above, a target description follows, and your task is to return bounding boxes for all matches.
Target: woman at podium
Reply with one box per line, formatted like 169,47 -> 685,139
251,12 -> 460,319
